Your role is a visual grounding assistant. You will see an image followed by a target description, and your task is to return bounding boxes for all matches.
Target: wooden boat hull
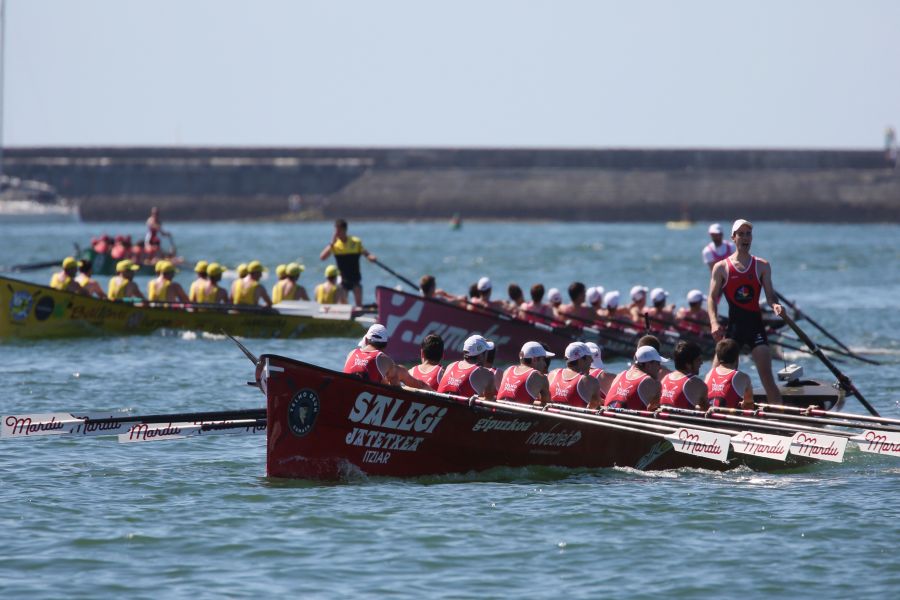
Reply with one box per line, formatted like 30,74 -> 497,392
0,276 -> 365,341
262,354 -> 816,481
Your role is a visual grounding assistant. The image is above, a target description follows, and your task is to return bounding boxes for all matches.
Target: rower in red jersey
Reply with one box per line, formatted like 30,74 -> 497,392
708,219 -> 784,403
548,342 -> 603,409
585,341 -> 615,399
497,341 -> 553,405
436,335 -> 497,399
408,333 -> 445,391
702,223 -> 736,271
660,341 -> 709,410
505,283 -> 526,316
604,345 -> 665,411
469,277 -> 506,312
344,324 -> 429,389
586,286 -> 604,317
557,282 -> 600,324
547,288 -> 564,320
676,289 -> 710,336
628,285 -> 649,323
419,274 -> 461,305
645,288 -> 676,334
601,291 -> 633,327
521,284 -> 556,324
705,339 -> 754,409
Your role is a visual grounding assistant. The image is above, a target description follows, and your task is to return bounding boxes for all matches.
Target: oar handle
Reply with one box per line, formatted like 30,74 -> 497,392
372,259 -> 419,292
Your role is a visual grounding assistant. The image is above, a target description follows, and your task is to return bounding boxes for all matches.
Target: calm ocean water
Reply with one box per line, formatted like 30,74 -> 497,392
2,221 -> 899,598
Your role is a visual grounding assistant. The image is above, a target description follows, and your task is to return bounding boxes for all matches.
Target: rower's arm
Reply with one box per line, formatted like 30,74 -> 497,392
173,284 -> 190,304
707,263 -> 725,337
641,379 -> 661,412
736,372 -> 755,409
395,366 -> 429,390
757,259 -> 782,314
688,377 -> 709,411
319,244 -> 333,260
258,286 -> 273,308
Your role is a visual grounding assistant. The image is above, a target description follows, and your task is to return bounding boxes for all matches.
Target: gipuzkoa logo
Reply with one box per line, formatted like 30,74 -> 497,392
288,389 -> 320,436
9,291 -> 33,322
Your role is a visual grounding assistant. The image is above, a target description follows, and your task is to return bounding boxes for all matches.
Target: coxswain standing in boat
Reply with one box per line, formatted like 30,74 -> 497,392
343,324 -> 428,389
107,259 -> 144,301
319,219 -> 376,307
75,259 -> 105,299
236,261 -> 272,307
708,219 -> 783,403
603,345 -> 666,411
585,341 -> 615,397
436,335 -> 497,399
315,265 -> 345,304
188,261 -> 208,303
702,223 -> 736,271
660,341 -> 709,411
49,257 -> 86,294
558,282 -> 599,323
272,263 -> 309,304
147,260 -> 189,303
497,342 -> 553,405
408,333 -> 445,391
705,339 -> 754,409
197,263 -> 229,303
548,342 -> 603,409
676,289 -> 710,336
145,206 -> 168,260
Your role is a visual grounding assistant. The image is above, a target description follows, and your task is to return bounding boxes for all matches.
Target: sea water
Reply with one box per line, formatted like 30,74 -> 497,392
1,221 -> 899,598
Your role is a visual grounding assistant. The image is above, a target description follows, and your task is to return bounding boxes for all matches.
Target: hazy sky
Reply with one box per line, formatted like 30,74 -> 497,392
5,0 -> 899,148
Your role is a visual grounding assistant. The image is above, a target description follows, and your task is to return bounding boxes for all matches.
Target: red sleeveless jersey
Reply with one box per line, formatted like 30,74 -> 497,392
724,256 -> 762,313
498,366 -> 538,403
660,372 -> 698,409
706,367 -> 744,408
410,364 -> 443,391
343,348 -> 385,382
549,369 -> 588,407
604,369 -> 650,410
437,361 -> 479,396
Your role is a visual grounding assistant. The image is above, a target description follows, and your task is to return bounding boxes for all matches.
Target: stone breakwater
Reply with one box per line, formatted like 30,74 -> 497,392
5,147 -> 899,222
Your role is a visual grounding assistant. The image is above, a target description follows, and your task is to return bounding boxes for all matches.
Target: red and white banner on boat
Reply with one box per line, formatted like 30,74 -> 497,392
730,431 -> 791,461
664,427 -> 731,462
789,431 -> 847,463
851,430 -> 900,457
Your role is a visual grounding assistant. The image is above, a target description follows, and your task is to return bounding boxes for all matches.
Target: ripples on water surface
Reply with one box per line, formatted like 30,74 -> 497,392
2,222 -> 899,598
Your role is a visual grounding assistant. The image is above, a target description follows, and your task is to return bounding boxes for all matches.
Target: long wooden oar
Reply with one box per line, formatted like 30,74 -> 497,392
777,309 -> 879,416
776,291 -> 864,360
371,259 -> 420,292
769,332 -> 880,365
757,403 -> 900,429
6,258 -> 65,272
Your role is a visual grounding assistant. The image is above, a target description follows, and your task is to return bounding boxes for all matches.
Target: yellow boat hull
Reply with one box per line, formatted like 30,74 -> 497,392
0,276 -> 365,341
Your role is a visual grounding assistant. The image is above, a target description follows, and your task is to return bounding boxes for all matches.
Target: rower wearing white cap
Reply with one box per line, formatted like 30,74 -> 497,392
469,276 -> 505,312
497,342 -> 553,405
645,287 -> 675,333
586,286 -> 603,316
437,335 -> 497,399
676,289 -> 710,336
546,287 -> 564,319
548,343 -> 603,409
604,345 -> 665,411
344,324 -> 429,389
628,285 -> 649,323
601,290 -> 631,326
708,218 -> 784,403
585,341 -> 615,397
702,223 -> 736,271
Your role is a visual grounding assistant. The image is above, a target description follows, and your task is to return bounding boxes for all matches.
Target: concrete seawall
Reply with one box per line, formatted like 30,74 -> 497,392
4,147 -> 898,222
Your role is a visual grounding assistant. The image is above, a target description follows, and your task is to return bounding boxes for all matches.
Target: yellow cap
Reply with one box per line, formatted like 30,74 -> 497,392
62,256 -> 77,269
325,265 -> 339,278
286,262 -> 304,277
194,260 -> 208,274
275,264 -> 287,278
237,263 -> 248,278
206,262 -> 225,277
154,260 -> 165,273
117,259 -> 140,273
160,260 -> 176,274
247,260 -> 264,274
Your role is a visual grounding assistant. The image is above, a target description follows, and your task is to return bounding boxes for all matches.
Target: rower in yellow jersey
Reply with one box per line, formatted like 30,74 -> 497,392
75,259 -> 106,299
148,260 -> 189,303
49,257 -> 85,294
236,260 -> 272,307
201,263 -> 230,303
272,262 -> 309,304
188,260 -> 209,302
230,263 -> 248,304
107,259 -> 144,301
315,265 -> 344,304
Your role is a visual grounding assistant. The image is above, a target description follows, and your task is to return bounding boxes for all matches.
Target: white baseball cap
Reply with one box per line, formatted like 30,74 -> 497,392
594,286 -> 605,299
585,342 -> 604,369
564,342 -> 592,362
365,323 -> 389,344
548,287 -> 563,304
586,286 -> 601,305
463,334 -> 493,356
634,345 -> 670,364
604,290 -> 620,309
477,277 -> 492,292
687,289 -> 704,304
708,223 -> 723,234
521,341 -> 555,359
731,219 -> 753,235
630,285 -> 648,301
650,287 -> 668,304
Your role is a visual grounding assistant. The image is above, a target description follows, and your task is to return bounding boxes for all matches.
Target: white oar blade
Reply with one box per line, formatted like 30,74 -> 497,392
275,300 -> 353,320
1,413 -> 82,438
119,423 -> 200,443
789,432 -> 847,463
851,430 -> 900,457
664,427 -> 731,463
730,431 -> 791,462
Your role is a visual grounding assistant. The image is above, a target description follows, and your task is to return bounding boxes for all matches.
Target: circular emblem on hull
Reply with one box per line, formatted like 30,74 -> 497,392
288,389 -> 320,437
